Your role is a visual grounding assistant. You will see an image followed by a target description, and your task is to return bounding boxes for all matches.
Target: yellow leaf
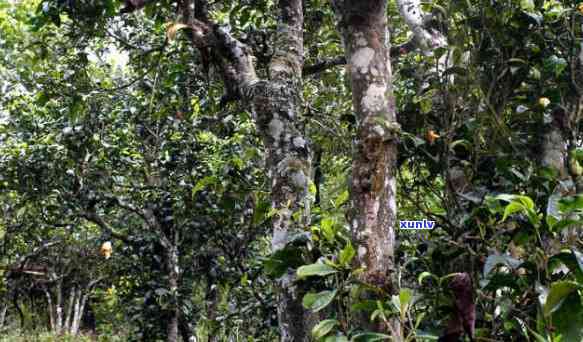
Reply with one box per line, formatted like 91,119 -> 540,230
100,241 -> 112,259
538,97 -> 550,108
166,22 -> 189,41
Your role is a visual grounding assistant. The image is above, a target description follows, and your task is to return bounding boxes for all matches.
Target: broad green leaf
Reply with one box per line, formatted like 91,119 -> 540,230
543,281 -> 582,316
263,248 -> 304,278
551,291 -> 583,341
312,319 -> 338,339
303,289 -> 337,312
502,201 -> 525,221
297,263 -> 338,278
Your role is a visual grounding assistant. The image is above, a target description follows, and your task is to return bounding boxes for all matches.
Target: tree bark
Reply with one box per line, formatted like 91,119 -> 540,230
166,245 -> 180,342
71,288 -> 83,335
183,0 -> 315,338
64,286 -> 76,333
55,279 -> 63,334
0,299 -> 7,330
332,0 -> 402,339
44,288 -> 55,331
248,1 -> 318,340
396,0 -> 447,54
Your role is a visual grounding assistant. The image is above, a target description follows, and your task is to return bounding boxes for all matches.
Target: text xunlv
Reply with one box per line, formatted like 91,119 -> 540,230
399,219 -> 435,230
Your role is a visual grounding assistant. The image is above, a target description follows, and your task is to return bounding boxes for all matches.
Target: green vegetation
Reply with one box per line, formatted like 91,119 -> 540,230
1,0 -> 582,341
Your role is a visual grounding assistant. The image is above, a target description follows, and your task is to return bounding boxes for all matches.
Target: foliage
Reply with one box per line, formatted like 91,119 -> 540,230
1,0 -> 583,341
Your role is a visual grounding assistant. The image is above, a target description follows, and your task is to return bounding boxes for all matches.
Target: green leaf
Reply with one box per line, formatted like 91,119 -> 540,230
311,319 -> 338,339
558,195 -> 583,213
544,55 -> 568,77
398,288 -> 413,320
572,148 -> 583,162
548,215 -> 570,231
303,289 -> 337,312
495,194 -> 535,211
324,335 -> 348,342
191,176 -> 217,196
528,328 -> 550,342
350,332 -> 392,341
334,190 -> 349,208
543,281 -> 582,316
297,263 -> 338,278
263,247 -> 304,278
399,288 -> 413,309
418,271 -> 438,285
339,242 -> 355,267
321,217 -> 336,243
309,181 -> 317,195
350,300 -> 377,313
551,291 -> 583,341
520,0 -> 535,11
502,201 -> 525,221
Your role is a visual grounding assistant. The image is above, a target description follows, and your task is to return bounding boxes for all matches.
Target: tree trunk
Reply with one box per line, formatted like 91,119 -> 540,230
44,288 -> 55,331
166,245 -> 180,342
0,299 -> 7,330
64,286 -> 76,333
332,0 -> 402,339
13,291 -> 25,330
179,313 -> 195,342
184,0 -> 314,338
70,290 -> 85,335
247,1 -> 316,340
55,280 -> 63,334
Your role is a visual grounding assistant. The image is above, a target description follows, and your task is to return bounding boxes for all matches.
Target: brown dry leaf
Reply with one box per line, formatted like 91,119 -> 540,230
426,129 -> 440,145
166,22 -> 189,41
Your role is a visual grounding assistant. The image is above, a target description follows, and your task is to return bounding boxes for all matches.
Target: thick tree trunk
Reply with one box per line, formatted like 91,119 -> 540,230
248,1 -> 315,340
184,0 -> 314,338
332,0 -> 402,339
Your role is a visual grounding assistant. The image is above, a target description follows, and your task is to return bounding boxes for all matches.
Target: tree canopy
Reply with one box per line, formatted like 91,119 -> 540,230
1,0 -> 583,341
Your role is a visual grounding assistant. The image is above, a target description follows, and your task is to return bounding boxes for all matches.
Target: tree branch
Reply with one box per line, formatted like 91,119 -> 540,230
80,211 -> 130,244
302,39 -> 419,76
396,0 -> 447,55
